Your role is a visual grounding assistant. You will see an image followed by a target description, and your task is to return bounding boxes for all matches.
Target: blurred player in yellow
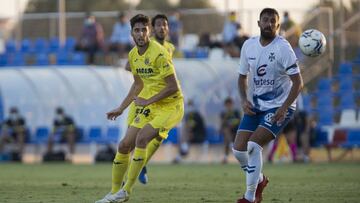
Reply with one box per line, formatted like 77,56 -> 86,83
95,14 -> 184,203
125,14 -> 176,185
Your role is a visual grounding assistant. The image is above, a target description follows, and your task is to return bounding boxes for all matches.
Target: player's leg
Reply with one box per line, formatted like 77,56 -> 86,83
139,135 -> 164,184
223,127 -> 232,164
117,100 -> 184,201
65,127 -> 76,155
95,126 -> 140,203
122,124 -> 159,194
242,127 -> 274,203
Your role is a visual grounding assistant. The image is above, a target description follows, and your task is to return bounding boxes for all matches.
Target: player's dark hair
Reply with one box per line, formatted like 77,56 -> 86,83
56,107 -> 64,114
259,8 -> 279,19
130,14 -> 150,29
151,14 -> 168,27
224,97 -> 233,105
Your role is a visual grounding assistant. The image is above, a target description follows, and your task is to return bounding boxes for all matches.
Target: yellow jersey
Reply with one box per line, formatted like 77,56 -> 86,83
151,36 -> 175,58
128,40 -> 183,104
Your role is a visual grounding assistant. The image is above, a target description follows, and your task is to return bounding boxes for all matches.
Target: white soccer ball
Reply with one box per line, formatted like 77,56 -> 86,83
298,29 -> 326,57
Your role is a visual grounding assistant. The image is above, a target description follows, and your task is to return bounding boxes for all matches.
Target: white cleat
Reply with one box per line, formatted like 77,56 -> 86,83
95,192 -> 113,203
110,189 -> 130,203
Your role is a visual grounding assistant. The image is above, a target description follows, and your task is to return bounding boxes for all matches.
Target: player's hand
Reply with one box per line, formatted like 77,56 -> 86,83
241,100 -> 255,115
106,107 -> 123,120
134,97 -> 150,106
271,106 -> 287,124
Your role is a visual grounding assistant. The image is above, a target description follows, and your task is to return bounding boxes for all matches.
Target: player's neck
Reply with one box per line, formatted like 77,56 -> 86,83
155,37 -> 165,45
137,42 -> 150,55
259,36 -> 276,47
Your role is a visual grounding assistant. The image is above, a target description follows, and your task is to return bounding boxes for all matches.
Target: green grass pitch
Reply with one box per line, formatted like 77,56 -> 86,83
0,163 -> 359,203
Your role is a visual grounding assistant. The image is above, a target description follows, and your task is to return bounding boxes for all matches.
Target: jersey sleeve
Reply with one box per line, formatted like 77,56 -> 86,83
128,51 -> 137,75
156,52 -> 175,78
238,41 -> 249,75
280,41 -> 300,75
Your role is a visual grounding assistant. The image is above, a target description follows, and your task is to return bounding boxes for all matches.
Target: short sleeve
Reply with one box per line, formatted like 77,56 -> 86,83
156,53 -> 175,78
280,41 -> 300,75
238,41 -> 249,75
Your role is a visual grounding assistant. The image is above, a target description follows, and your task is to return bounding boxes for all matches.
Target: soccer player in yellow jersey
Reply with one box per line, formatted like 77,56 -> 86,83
124,14 -> 176,185
136,14 -> 176,184
95,14 -> 184,203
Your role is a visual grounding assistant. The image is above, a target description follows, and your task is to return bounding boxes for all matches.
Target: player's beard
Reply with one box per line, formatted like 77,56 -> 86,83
155,34 -> 165,42
260,28 -> 276,40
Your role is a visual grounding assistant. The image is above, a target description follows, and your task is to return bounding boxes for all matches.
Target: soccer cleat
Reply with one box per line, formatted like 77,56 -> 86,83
236,197 -> 254,203
110,189 -> 130,203
95,192 -> 113,203
254,175 -> 269,203
138,166 -> 148,184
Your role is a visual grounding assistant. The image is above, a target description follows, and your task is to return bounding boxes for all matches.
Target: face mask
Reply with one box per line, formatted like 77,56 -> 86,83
56,114 -> 64,121
85,18 -> 95,26
9,113 -> 18,121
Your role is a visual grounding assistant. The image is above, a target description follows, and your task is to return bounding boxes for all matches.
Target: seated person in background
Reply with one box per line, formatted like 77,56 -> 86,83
173,100 -> 206,163
75,14 -> 104,64
46,107 -> 76,158
220,97 -> 241,164
109,12 -> 132,58
0,107 -> 26,156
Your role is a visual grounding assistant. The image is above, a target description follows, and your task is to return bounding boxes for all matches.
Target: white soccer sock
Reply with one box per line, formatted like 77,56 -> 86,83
245,141 -> 263,202
233,148 -> 263,184
232,148 -> 248,168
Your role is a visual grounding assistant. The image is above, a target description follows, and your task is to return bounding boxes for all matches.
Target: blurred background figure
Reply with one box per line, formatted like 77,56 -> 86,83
222,11 -> 241,45
173,99 -> 206,163
220,97 -> 241,164
168,11 -> 182,48
222,11 -> 242,57
280,11 -> 302,57
0,107 -> 27,159
109,12 -> 132,59
46,107 -> 77,160
75,14 -> 104,64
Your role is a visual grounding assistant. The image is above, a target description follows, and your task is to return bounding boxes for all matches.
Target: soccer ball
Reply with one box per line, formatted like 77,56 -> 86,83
298,29 -> 326,57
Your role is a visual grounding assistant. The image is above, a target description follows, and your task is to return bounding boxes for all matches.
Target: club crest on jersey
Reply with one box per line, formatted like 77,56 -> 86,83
144,58 -> 150,65
268,52 -> 275,62
257,64 -> 267,76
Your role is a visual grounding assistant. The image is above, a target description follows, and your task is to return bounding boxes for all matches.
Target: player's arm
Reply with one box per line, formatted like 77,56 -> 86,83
135,74 -> 178,106
107,74 -> 143,120
238,74 -> 255,115
272,73 -> 303,123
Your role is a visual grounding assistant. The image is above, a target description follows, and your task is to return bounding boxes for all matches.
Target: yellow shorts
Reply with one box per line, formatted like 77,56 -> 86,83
129,99 -> 184,139
126,102 -> 137,126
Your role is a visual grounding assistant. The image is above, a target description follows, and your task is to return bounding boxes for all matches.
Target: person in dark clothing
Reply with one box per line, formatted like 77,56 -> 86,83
173,100 -> 206,163
220,97 -> 241,164
46,107 -> 76,158
0,107 -> 26,156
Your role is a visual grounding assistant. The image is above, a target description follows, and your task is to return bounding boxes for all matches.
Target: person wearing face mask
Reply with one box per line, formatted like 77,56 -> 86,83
75,14 -> 105,64
0,107 -> 26,158
172,99 -> 206,164
46,107 -> 76,160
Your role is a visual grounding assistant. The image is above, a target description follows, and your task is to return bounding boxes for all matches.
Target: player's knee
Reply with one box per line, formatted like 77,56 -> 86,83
118,140 -> 132,153
135,133 -> 150,147
247,141 -> 263,155
155,136 -> 163,142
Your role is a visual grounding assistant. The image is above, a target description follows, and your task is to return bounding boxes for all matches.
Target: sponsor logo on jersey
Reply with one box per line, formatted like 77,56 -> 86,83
257,64 -> 267,76
136,68 -> 154,74
253,78 -> 275,86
